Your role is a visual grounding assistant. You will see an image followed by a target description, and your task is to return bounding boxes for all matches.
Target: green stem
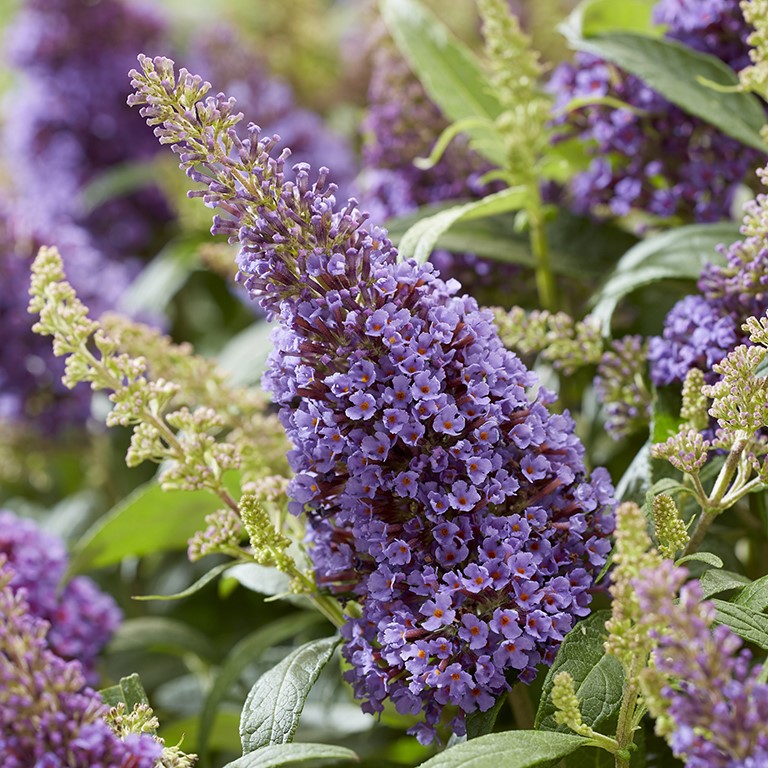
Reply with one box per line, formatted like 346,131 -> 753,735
682,507 -> 719,557
614,660 -> 640,768
528,185 -> 557,312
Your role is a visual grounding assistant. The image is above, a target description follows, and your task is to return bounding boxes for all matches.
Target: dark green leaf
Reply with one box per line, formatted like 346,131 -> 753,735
108,616 -> 217,660
398,188 -> 528,264
199,613 -> 324,756
733,574 -> 768,613
223,743 -> 359,768
699,569 -> 751,600
536,611 -> 624,733
68,474 -> 239,574
133,562 -> 235,602
465,691 -> 507,740
387,207 -> 637,278
676,552 -> 723,569
99,673 -> 151,711
240,637 -> 341,752
712,600 -> 768,650
415,731 -> 589,768
379,0 -> 506,166
591,223 -> 737,333
569,32 -> 768,152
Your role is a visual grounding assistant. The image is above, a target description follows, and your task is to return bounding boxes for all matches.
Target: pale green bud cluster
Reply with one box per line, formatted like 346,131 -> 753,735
105,703 -> 197,767
704,344 -> 768,434
240,493 -> 295,575
651,494 -> 689,559
740,0 -> 768,110
552,671 -> 586,733
680,368 -> 709,431
651,428 -> 711,474
493,306 -> 604,374
187,508 -> 244,562
476,0 -> 551,183
605,502 -> 663,672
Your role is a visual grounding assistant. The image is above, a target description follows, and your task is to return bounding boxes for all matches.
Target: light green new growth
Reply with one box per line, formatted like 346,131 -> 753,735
680,368 -> 709,431
493,306 -> 604,374
476,0 -> 557,310
740,0 -> 768,111
29,247 -> 344,626
651,494 -> 689,559
105,703 -> 197,767
605,502 -> 663,671
551,671 -> 623,755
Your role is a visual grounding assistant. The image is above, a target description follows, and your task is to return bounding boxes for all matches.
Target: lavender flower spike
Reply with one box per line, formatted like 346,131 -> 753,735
130,55 -> 615,743
0,559 -> 161,767
636,561 -> 768,767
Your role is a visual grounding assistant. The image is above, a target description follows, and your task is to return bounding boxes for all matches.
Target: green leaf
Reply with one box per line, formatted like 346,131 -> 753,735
465,691 -> 507,740
68,476 -> 238,574
217,321 -> 274,386
379,0 -> 506,166
223,563 -> 309,609
699,569 -> 751,600
536,611 -> 624,732
223,743 -> 359,768
240,636 -> 341,752
398,188 -> 527,264
733,574 -> 768,613
415,731 -> 589,768
199,613 -> 324,757
560,0 -> 658,42
108,616 -> 217,660
387,207 -> 637,278
591,222 -> 736,333
99,673 -> 151,711
676,552 -> 723,569
120,234 -> 205,315
569,32 -> 768,152
712,600 -> 768,650
133,562 -> 235,601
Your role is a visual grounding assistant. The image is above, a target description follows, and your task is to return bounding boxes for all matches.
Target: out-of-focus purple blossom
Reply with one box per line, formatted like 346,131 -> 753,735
548,0 -> 760,223
649,221 -> 768,388
653,0 -> 752,70
130,57 -> 616,742
3,0 -> 173,260
636,561 -> 768,767
0,510 -> 122,684
358,34 -> 517,298
188,25 -> 356,195
648,295 -> 739,386
0,559 -> 161,768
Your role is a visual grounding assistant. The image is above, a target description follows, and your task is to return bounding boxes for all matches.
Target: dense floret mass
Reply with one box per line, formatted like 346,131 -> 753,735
4,0 -> 172,259
548,0 -> 760,222
0,560 -> 161,768
130,54 -> 616,742
0,510 -> 121,683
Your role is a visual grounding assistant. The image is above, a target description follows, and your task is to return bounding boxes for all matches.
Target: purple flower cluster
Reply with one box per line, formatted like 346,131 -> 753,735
636,561 -> 768,767
0,510 -> 122,683
649,224 -> 768,387
3,0 -> 172,260
130,57 -> 615,742
548,0 -> 760,222
0,558 -> 161,768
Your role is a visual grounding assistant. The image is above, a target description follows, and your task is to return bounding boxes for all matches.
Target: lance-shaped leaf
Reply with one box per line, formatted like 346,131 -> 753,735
240,636 -> 341,752
223,743 -> 359,768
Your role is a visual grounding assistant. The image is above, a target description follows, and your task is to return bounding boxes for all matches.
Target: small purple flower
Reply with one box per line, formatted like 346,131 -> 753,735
421,593 -> 457,631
